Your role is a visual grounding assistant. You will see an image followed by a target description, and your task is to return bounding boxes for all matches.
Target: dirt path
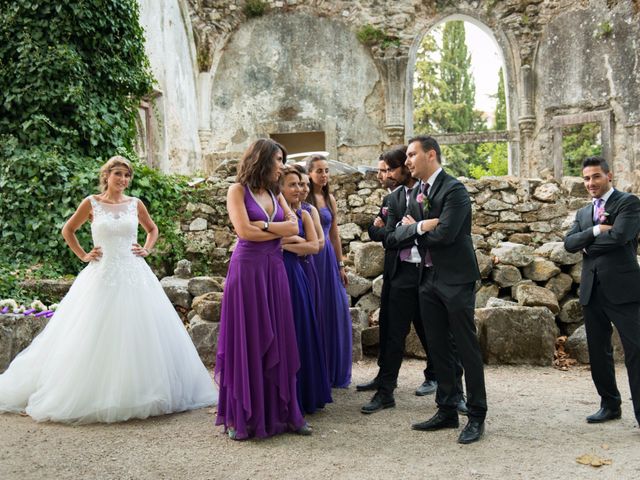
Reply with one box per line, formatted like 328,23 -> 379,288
1,359 -> 638,480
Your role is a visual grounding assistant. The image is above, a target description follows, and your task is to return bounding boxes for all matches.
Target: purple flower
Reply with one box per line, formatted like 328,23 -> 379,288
416,193 -> 425,203
23,308 -> 36,315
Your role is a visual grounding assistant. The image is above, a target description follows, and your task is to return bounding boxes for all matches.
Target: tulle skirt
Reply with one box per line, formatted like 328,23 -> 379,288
0,257 -> 217,424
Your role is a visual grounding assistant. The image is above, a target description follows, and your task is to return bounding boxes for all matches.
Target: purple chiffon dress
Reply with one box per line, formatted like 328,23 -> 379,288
282,212 -> 332,414
214,186 -> 304,440
313,206 -> 352,388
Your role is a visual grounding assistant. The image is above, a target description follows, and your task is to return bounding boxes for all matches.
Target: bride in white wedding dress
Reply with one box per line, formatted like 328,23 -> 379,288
0,156 -> 217,424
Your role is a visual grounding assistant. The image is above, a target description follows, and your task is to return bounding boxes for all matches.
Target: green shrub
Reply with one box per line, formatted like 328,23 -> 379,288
243,0 -> 268,18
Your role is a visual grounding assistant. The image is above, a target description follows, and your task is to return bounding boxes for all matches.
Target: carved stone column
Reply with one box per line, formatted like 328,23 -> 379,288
375,54 -> 408,145
517,64 -> 536,177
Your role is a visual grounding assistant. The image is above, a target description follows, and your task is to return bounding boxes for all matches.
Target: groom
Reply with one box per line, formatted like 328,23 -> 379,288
564,156 -> 640,428
386,135 -> 487,444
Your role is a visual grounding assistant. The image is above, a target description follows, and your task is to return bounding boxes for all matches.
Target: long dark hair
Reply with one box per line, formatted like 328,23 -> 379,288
305,154 -> 333,215
236,138 -> 287,191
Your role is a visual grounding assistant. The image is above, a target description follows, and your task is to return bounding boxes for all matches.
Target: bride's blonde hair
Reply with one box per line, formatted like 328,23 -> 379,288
99,156 -> 134,192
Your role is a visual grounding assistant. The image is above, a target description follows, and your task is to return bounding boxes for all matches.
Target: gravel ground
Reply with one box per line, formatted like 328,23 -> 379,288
1,359 -> 638,480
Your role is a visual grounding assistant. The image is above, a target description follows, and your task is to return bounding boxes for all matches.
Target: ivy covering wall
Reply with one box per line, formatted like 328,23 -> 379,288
0,1 -> 186,298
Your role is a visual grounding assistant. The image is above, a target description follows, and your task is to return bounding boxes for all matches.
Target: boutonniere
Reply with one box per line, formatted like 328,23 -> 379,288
596,207 -> 609,224
416,192 -> 430,216
381,206 -> 388,216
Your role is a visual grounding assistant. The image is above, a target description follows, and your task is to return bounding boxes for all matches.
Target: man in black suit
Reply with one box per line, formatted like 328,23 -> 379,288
564,156 -> 640,428
359,147 -> 441,407
361,143 -> 467,415
385,135 -> 486,444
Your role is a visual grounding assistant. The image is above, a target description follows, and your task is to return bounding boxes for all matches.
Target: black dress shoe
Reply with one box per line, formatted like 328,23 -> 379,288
586,407 -> 622,423
415,380 -> 437,396
458,420 -> 484,444
356,378 -> 380,392
361,392 -> 395,414
457,399 -> 469,416
411,411 -> 459,431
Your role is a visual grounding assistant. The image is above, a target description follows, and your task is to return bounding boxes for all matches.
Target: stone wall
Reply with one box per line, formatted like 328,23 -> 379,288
7,169 -> 638,369
137,1 -> 640,191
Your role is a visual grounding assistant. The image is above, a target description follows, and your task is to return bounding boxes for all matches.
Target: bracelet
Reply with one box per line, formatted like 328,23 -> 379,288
338,261 -> 345,268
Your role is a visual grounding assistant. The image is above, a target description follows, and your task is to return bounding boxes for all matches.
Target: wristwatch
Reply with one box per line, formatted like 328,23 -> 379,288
338,260 -> 345,268
262,221 -> 269,231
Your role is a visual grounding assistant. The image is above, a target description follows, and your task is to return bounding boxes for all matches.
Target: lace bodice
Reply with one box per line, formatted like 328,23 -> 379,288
89,196 -> 139,260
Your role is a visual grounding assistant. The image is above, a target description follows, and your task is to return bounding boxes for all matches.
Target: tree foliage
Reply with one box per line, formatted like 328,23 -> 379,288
0,0 -> 154,155
413,21 -> 486,177
0,1 -> 187,299
562,123 -> 602,176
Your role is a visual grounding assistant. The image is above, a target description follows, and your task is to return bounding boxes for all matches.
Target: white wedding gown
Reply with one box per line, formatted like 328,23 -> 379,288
0,197 -> 217,423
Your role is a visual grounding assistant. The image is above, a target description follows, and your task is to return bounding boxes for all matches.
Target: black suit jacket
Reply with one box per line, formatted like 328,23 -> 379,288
369,194 -> 396,281
564,189 -> 640,305
384,170 -> 480,285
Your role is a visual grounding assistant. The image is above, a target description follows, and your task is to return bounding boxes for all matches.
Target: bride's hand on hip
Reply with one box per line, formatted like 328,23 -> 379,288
132,243 -> 149,257
82,246 -> 102,262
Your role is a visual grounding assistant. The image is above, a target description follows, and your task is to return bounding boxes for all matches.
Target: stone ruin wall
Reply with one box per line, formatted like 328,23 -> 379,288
166,167 -> 633,368
144,1 -> 640,192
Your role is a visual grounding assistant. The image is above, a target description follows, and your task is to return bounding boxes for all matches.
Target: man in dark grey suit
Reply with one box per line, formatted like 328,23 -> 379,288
385,135 -> 486,444
564,156 -> 640,428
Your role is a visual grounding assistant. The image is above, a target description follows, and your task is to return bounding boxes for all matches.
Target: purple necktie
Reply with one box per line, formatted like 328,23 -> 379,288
593,198 -> 604,224
399,187 -> 415,262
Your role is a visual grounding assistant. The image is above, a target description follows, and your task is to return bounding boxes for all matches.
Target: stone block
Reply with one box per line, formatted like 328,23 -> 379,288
513,284 -> 560,314
361,326 -> 379,347
355,292 -> 380,316
188,276 -> 224,297
565,325 -> 624,364
491,242 -> 535,267
191,292 -> 223,322
485,297 -> 518,308
160,276 -> 193,308
352,242 -> 385,278
0,314 -> 49,373
345,271 -> 372,297
350,307 -> 369,329
475,284 -> 499,308
476,306 -> 558,365
558,297 -> 582,323
371,275 -> 384,297
188,315 -> 219,367
522,257 -> 561,281
491,264 -> 522,287
511,280 -> 535,300
562,176 -> 588,197
174,259 -> 192,278
404,325 -> 426,359
189,217 -> 208,231
570,262 -> 582,283
339,222 -> 362,242
545,273 -> 573,301
475,251 -> 493,279
533,183 -> 560,202
534,242 -> 582,265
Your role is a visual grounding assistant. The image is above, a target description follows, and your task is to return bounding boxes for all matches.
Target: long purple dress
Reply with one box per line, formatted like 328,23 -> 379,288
313,206 -> 352,388
215,186 -> 304,440
282,212 -> 332,414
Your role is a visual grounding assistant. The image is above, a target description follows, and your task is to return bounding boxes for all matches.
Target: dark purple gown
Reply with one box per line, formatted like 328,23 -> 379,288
215,186 -> 304,440
313,206 -> 352,388
282,211 -> 332,414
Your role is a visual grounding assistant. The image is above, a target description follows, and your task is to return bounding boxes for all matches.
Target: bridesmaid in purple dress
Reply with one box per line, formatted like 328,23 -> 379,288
305,155 -> 352,388
215,139 -> 310,440
292,165 -> 325,332
280,168 -> 332,414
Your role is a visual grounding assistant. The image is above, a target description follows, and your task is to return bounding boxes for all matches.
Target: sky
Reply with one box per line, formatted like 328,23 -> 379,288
465,22 -> 503,114
415,21 -> 504,117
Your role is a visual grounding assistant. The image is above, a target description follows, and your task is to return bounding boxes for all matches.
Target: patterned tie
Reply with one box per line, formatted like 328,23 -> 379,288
398,187 -> 415,262
593,197 -> 604,224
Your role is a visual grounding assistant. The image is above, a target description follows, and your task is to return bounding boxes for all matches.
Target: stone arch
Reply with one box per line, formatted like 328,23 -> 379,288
404,12 -> 522,174
203,11 -> 386,172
